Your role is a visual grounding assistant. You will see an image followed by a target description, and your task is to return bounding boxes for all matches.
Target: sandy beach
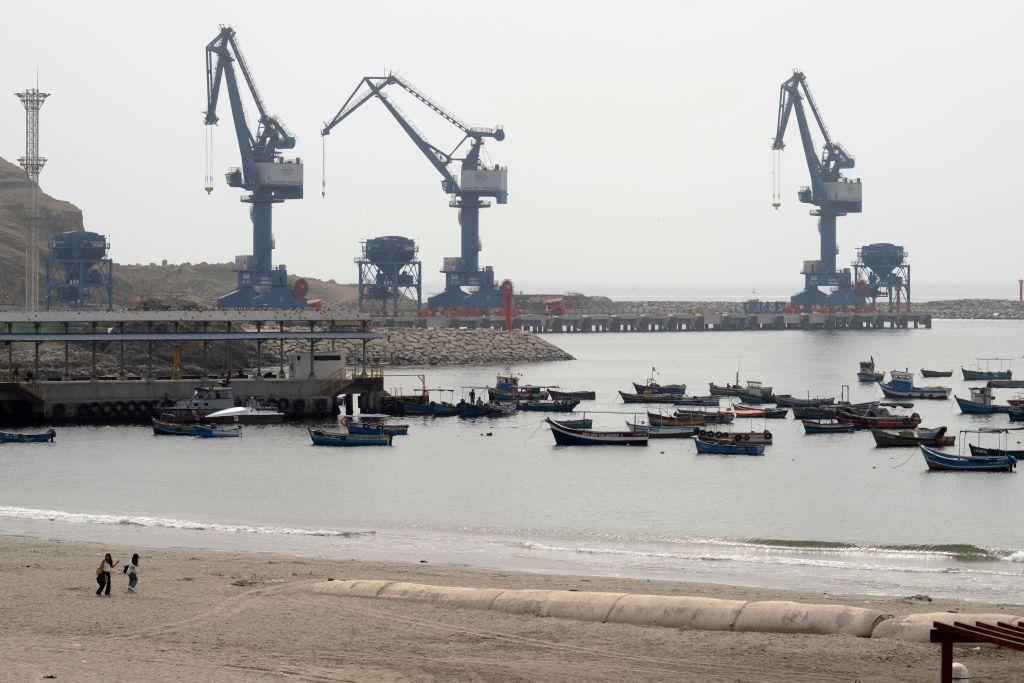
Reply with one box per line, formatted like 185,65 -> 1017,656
0,536 -> 1021,681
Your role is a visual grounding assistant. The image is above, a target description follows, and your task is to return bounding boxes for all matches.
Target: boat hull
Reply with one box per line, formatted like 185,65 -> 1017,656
547,418 -> 648,446
920,445 -> 1015,472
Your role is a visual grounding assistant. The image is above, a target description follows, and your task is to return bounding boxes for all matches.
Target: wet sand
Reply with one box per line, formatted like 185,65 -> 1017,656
1,536 -> 1021,681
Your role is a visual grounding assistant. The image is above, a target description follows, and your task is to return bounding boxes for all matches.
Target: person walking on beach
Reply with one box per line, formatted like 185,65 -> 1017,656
124,553 -> 140,592
95,553 -> 118,596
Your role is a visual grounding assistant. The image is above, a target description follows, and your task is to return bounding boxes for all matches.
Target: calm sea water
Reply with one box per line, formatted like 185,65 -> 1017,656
2,319 -> 1022,602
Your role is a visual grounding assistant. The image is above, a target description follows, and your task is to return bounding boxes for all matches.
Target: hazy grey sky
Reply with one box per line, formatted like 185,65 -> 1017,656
3,1 -> 1022,298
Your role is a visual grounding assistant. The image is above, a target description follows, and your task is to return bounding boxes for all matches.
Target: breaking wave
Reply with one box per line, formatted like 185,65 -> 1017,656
0,505 -> 374,538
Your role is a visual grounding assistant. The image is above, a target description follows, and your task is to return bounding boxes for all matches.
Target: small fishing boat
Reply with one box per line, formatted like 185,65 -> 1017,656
648,412 -> 704,427
518,399 -> 579,412
548,418 -> 593,430
0,429 -> 56,443
871,426 -> 955,448
152,418 -> 205,436
920,445 -> 1015,472
955,386 -> 1011,415
730,404 -> 789,419
962,359 -> 1013,381
879,371 -> 951,400
546,418 -> 648,446
773,395 -> 835,408
673,409 -> 734,424
632,381 -> 686,395
920,369 -> 953,378
626,422 -> 695,438
693,436 -> 765,455
802,420 -> 856,435
857,357 -> 884,383
619,390 -> 678,404
671,395 -> 720,407
695,428 -> 773,445
456,400 -> 488,417
309,428 -> 392,446
549,389 -> 596,401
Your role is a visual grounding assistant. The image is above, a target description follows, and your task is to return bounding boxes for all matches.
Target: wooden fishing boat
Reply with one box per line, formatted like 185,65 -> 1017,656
694,428 -> 773,445
632,381 -> 686,395
857,357 -> 884,382
773,395 -> 835,408
549,389 -> 596,401
955,386 -> 1010,415
456,401 -> 488,417
152,418 -> 205,436
879,371 -> 951,400
626,422 -> 695,438
671,395 -> 720,407
920,369 -> 953,378
802,420 -> 856,435
836,409 -> 921,430
546,418 -> 648,446
549,418 -> 593,430
674,409 -> 734,424
619,390 -> 677,404
730,405 -> 789,419
0,429 -> 56,443
871,426 -> 954,448
345,422 -> 410,436
309,428 -> 392,446
920,445 -> 1015,472
693,436 -> 765,455
518,399 -> 579,412
648,412 -> 704,427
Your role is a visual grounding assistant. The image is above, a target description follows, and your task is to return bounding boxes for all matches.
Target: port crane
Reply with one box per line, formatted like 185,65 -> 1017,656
322,73 -> 508,310
772,70 -> 863,307
204,26 -> 305,309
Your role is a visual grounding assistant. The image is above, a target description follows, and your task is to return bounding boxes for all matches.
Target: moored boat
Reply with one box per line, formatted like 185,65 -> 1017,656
518,399 -> 579,412
801,420 -> 856,435
879,371 -> 951,400
871,426 -> 954,448
693,436 -> 765,455
546,418 -> 648,446
309,428 -> 392,446
549,389 -> 596,401
920,445 -> 1015,472
920,369 -> 953,378
626,422 -> 695,438
0,429 -> 56,443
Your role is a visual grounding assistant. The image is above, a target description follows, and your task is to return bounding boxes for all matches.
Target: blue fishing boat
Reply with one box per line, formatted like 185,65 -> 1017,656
879,371 -> 951,400
546,418 -> 648,446
0,429 -> 56,443
802,420 -> 856,435
309,428 -> 392,447
626,422 -> 695,438
955,386 -> 1010,415
518,399 -> 579,412
693,436 -> 765,455
920,445 -> 1015,472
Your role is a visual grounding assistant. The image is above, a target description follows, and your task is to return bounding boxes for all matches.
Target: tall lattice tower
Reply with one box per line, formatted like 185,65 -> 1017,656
16,85 -> 50,311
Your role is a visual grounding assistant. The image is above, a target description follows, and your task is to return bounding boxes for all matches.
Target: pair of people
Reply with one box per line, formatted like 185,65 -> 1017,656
95,553 -> 139,595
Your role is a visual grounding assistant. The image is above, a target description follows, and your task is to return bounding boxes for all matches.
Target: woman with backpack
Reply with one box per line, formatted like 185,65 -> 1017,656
95,553 -> 118,596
